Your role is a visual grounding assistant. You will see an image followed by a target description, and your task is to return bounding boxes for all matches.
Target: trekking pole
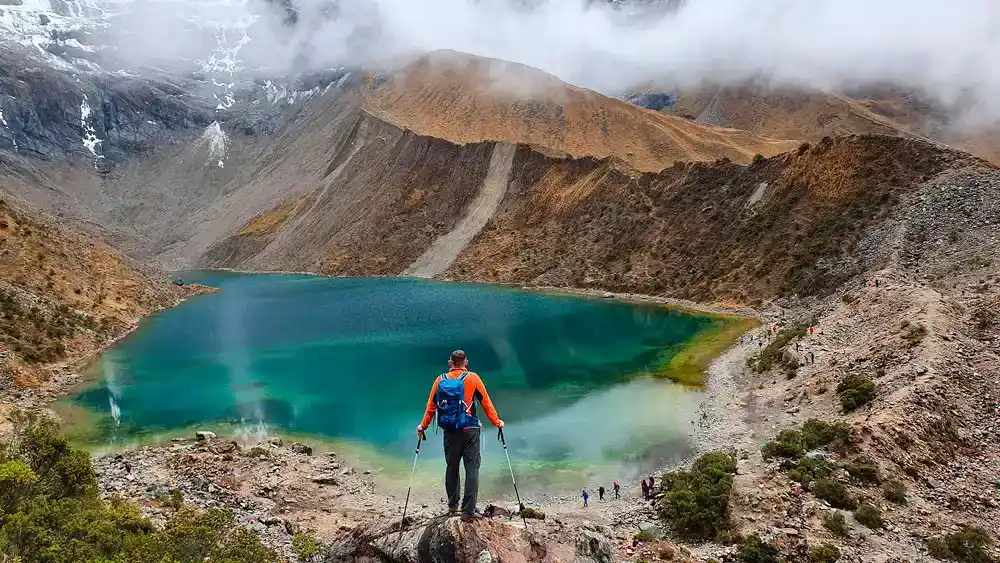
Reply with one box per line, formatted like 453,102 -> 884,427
398,430 -> 425,543
498,427 -> 528,529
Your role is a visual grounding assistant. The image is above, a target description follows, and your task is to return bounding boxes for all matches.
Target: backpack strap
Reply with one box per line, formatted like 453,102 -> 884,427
459,371 -> 469,380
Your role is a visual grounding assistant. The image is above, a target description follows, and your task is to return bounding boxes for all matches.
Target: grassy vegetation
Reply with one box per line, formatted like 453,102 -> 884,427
661,315 -> 759,386
811,479 -> 856,509
837,374 -> 876,413
0,409 -> 278,563
762,419 -> 853,460
900,320 -> 928,345
748,322 -> 808,373
810,543 -> 841,563
843,458 -> 881,485
854,503 -> 883,529
925,527 -> 996,563
292,532 -> 325,562
657,452 -> 736,540
0,288 -> 118,364
735,535 -> 780,563
883,480 -> 907,505
823,512 -> 850,537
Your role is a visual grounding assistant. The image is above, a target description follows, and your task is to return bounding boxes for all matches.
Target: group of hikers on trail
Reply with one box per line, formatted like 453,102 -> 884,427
581,475 -> 654,506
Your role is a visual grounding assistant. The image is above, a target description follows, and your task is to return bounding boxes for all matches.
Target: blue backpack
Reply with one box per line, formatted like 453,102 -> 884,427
435,372 -> 479,431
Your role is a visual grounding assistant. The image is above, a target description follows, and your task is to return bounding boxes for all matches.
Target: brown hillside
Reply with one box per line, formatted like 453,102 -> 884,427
446,135 -> 991,303
363,51 -> 799,172
674,87 -> 915,141
0,195 -> 186,387
674,86 -> 1000,164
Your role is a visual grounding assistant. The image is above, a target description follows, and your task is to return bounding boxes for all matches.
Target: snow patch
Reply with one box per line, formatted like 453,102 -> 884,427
79,95 -> 105,166
200,121 -> 228,167
263,80 -> 322,106
200,15 -> 256,110
0,107 -> 16,150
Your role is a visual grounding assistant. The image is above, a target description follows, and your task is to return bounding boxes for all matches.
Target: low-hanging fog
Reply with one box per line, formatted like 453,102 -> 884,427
107,0 -> 1000,123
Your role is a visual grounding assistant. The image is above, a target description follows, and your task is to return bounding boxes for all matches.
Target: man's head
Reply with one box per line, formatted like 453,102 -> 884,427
448,349 -> 468,369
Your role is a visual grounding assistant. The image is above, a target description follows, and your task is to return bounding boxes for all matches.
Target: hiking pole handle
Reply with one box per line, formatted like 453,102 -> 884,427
415,430 -> 426,454
498,427 -> 506,447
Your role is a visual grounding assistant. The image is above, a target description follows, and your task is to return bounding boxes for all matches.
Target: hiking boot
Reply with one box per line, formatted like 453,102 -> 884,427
460,513 -> 481,523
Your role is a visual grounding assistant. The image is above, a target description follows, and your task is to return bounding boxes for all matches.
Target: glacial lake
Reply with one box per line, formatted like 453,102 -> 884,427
69,272 -> 750,489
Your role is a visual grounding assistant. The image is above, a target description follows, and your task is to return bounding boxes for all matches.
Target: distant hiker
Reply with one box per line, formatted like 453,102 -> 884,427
416,350 -> 504,521
124,460 -> 133,474
582,489 -> 589,507
613,481 -> 621,499
598,485 -> 605,501
641,479 -> 649,500
648,475 -> 655,491
875,278 -> 880,288
809,326 -> 815,336
810,351 -> 815,364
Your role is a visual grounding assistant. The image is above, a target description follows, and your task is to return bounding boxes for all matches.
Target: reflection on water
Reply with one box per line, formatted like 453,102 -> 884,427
71,273 -> 729,487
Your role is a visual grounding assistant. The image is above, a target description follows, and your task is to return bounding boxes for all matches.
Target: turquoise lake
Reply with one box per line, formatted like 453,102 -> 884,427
72,272 -> 728,487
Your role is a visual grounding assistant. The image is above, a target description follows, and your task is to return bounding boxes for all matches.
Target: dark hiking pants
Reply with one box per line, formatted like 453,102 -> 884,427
444,427 -> 481,516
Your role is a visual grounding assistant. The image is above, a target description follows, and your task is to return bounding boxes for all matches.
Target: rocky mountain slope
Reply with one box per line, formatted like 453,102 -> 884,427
0,195 -> 186,391
202,126 -> 992,306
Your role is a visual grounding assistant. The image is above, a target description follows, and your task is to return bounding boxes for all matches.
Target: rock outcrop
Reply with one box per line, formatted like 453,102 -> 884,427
329,516 -> 615,563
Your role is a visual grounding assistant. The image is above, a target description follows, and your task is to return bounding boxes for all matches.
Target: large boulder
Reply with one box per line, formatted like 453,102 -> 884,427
328,516 -> 615,563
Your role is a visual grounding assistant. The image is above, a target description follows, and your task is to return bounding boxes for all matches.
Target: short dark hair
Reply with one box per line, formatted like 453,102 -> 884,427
450,350 -> 467,365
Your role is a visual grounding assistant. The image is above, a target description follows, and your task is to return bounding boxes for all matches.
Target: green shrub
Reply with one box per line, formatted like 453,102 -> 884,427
157,487 -> 184,510
633,529 -> 658,542
883,480 -> 907,505
788,457 -> 836,490
801,419 -> 853,451
762,429 -> 805,460
824,511 -> 850,537
811,479 -> 855,509
810,543 -> 841,563
853,503 -> 883,529
924,526 -> 996,562
736,535 -> 780,563
752,323 -> 808,373
843,459 -> 881,485
658,452 -> 736,540
927,536 -> 952,560
292,532 -> 323,561
837,375 -> 876,412
0,408 -> 278,563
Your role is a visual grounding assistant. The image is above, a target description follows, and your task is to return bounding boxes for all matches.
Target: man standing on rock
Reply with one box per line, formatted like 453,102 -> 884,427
416,350 -> 504,521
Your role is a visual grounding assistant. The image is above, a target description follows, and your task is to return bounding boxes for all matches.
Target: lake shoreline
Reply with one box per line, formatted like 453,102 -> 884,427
23,276 -> 761,470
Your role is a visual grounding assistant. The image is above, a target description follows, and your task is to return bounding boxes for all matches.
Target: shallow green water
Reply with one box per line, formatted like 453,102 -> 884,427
72,273 -> 727,486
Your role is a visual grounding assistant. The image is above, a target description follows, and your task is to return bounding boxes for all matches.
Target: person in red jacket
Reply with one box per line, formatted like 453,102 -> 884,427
416,350 -> 504,520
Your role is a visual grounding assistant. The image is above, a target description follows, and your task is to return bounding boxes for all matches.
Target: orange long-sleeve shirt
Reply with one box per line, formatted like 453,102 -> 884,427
420,367 -> 502,429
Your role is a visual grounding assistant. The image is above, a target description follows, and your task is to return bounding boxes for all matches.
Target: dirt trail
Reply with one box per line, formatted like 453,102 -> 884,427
404,142 -> 516,278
